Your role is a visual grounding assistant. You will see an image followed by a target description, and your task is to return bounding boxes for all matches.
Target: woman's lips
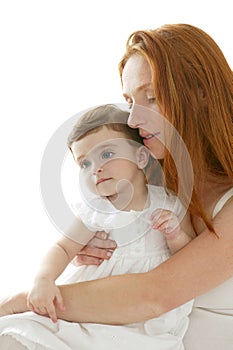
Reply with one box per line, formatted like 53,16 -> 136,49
142,133 -> 160,146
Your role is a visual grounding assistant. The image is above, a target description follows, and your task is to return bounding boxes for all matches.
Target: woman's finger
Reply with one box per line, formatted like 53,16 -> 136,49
76,255 -> 104,266
86,236 -> 117,249
71,231 -> 117,266
78,246 -> 114,259
95,231 -> 109,240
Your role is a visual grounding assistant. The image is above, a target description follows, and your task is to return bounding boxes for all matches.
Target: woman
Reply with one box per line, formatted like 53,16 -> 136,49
1,24 -> 233,349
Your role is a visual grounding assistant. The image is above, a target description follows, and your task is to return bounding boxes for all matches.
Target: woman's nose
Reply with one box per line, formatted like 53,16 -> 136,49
127,104 -> 144,128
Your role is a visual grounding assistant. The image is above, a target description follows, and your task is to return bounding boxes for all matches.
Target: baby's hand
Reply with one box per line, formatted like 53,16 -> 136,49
27,279 -> 65,323
151,208 -> 181,239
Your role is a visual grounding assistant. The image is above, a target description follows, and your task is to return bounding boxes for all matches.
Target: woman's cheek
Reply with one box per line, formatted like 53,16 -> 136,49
147,139 -> 165,160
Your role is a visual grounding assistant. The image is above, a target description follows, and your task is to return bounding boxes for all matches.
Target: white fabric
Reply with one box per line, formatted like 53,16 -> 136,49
0,334 -> 47,349
0,185 -> 192,350
0,335 -> 28,350
212,188 -> 233,218
184,187 -> 233,349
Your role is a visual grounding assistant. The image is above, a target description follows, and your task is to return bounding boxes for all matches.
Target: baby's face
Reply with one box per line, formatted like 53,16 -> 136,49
71,127 -> 142,200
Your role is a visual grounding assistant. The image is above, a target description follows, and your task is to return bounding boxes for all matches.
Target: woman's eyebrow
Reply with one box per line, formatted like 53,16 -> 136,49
123,82 -> 153,98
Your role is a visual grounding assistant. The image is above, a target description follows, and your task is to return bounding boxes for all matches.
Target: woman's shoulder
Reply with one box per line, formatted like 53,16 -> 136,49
212,190 -> 233,238
212,187 -> 233,218
189,189 -> 233,310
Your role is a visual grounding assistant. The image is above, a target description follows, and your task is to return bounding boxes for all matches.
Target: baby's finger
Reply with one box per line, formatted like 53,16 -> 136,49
151,211 -> 172,225
34,305 -> 47,315
155,221 -> 171,232
150,209 -> 164,221
27,301 -> 35,312
156,220 -> 180,237
46,304 -> 58,323
152,213 -> 172,229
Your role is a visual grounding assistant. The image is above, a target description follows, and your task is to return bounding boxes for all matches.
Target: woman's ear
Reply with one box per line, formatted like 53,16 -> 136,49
136,146 -> 150,169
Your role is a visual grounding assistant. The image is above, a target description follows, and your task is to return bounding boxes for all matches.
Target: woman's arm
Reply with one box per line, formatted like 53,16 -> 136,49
54,199 -> 233,324
1,201 -> 232,324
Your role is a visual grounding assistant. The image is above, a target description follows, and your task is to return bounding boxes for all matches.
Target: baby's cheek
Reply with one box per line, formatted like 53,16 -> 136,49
79,174 -> 97,198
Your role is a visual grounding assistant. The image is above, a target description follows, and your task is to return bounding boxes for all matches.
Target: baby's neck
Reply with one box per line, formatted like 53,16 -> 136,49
107,185 -> 149,212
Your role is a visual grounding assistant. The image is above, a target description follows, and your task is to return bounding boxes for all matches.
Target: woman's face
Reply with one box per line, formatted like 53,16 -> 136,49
122,54 -> 165,159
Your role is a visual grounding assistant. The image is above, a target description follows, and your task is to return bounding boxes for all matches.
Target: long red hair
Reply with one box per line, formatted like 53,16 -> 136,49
119,24 -> 233,230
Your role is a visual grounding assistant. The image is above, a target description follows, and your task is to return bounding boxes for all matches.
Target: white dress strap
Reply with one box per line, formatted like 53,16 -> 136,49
193,186 -> 233,310
212,188 -> 233,218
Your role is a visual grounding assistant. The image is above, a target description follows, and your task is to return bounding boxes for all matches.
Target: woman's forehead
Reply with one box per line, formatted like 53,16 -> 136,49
122,55 -> 152,96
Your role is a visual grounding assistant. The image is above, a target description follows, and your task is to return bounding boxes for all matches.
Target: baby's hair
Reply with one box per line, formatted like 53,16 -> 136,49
68,104 -> 162,185
67,104 -> 143,148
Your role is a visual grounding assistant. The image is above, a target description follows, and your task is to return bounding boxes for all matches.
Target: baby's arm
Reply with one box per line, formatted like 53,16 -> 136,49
28,218 -> 95,322
151,209 -> 196,254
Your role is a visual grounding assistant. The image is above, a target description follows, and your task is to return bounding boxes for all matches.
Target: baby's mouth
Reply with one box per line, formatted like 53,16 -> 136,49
96,178 -> 111,185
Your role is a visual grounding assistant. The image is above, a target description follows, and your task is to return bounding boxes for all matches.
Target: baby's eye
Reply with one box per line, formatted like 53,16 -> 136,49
80,159 -> 91,169
102,151 -> 114,159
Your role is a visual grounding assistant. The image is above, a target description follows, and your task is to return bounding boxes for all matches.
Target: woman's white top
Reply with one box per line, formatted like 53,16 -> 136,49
184,187 -> 233,349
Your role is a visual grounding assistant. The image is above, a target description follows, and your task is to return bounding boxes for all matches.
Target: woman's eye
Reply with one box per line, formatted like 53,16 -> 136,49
125,98 -> 133,110
128,102 -> 133,110
102,151 -> 114,159
148,97 -> 156,104
80,159 -> 90,169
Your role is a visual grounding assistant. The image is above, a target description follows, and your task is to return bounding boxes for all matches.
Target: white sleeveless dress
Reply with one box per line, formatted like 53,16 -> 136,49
0,185 -> 193,350
184,188 -> 233,349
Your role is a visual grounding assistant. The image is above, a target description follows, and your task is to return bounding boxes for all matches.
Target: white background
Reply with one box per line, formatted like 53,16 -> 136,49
0,0 -> 232,296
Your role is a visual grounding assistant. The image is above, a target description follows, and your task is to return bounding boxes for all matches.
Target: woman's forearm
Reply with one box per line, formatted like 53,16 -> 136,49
56,224 -> 233,324
57,272 -> 157,324
2,207 -> 232,325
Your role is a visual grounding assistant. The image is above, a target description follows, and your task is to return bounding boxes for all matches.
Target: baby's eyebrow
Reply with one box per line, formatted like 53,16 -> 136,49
75,142 -> 119,163
94,142 -> 119,151
76,155 -> 84,163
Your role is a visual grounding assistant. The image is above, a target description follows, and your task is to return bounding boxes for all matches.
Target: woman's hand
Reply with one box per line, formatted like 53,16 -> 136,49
72,231 -> 117,266
0,291 -> 29,317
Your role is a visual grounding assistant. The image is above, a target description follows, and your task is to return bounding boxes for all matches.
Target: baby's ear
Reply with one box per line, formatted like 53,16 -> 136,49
136,146 -> 150,169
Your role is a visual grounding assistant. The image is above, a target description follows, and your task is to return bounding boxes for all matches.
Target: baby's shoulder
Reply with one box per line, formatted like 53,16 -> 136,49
148,185 -> 184,215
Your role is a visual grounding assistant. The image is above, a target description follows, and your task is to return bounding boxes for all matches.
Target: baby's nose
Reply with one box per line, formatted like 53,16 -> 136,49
93,164 -> 103,175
